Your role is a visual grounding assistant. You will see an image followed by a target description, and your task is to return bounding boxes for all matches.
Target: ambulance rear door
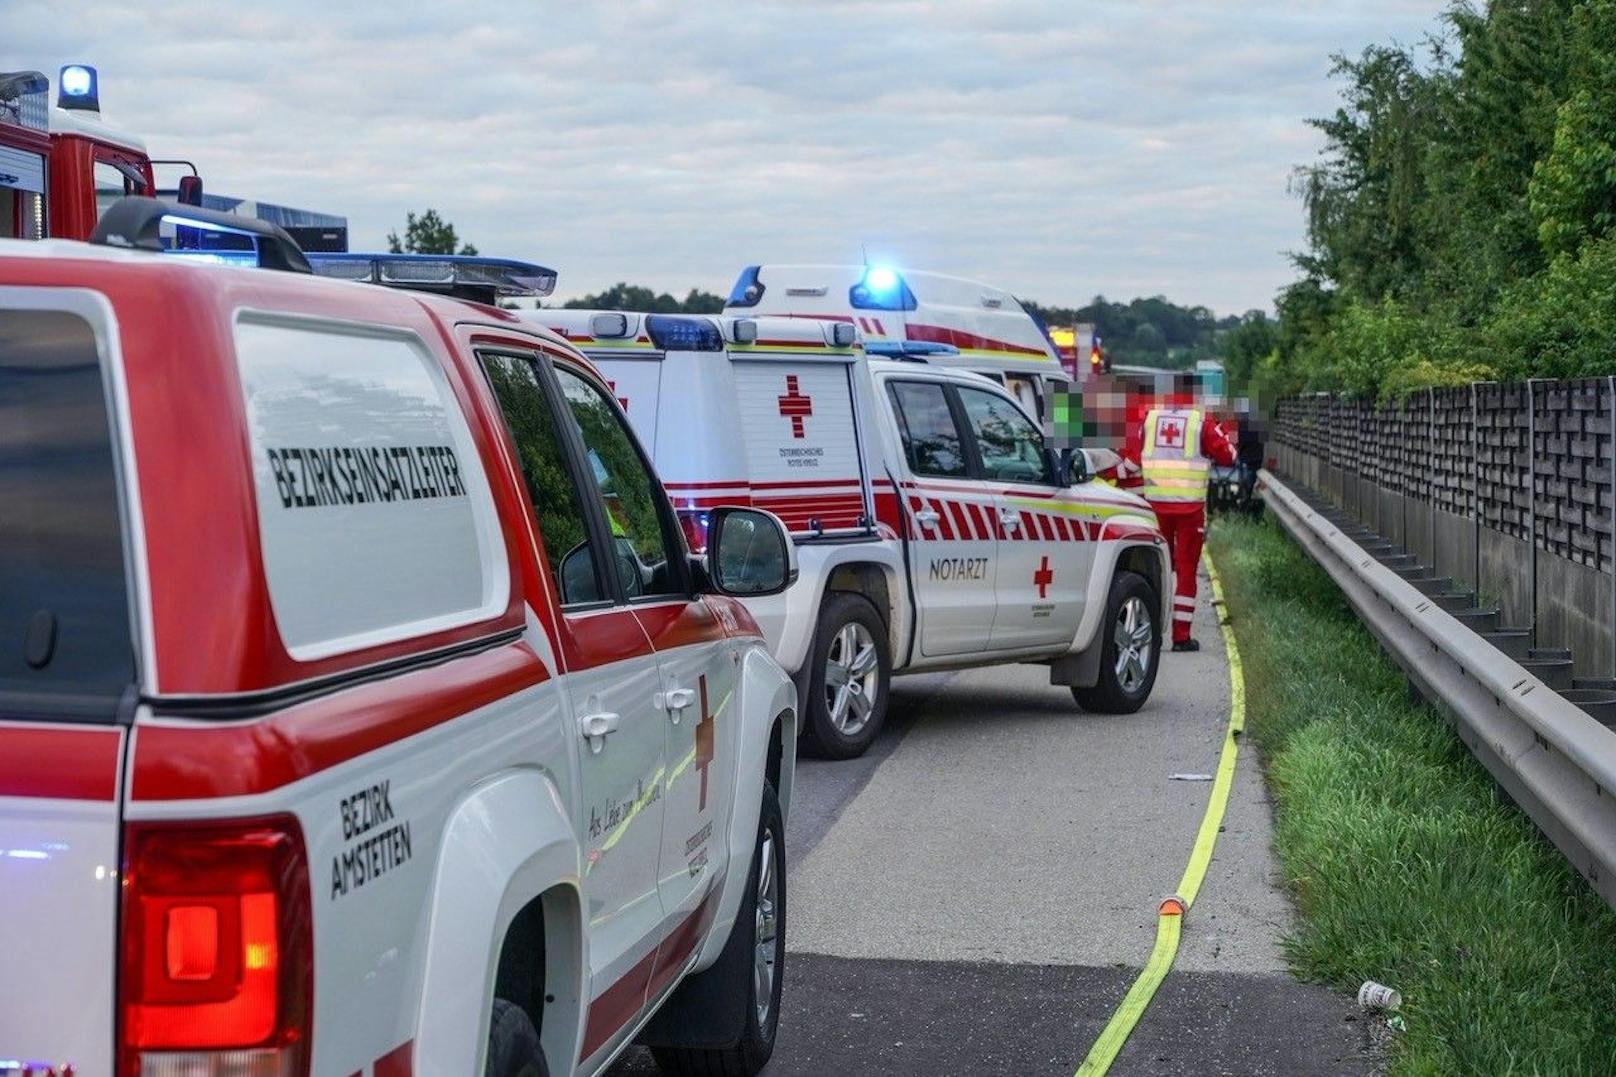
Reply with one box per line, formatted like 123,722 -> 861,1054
728,346 -> 871,539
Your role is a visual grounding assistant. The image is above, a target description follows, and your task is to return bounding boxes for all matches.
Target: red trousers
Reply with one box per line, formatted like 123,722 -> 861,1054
1152,505 -> 1205,644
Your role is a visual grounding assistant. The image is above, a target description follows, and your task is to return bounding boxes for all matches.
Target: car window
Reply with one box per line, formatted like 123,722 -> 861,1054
480,353 -> 606,607
0,309 -> 135,716
1004,374 -> 1042,419
93,160 -> 140,223
957,386 -> 1054,484
890,381 -> 967,478
552,366 -> 684,601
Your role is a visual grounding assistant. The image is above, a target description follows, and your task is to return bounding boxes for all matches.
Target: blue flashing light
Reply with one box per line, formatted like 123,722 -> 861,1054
57,64 -> 99,111
727,265 -> 765,308
645,314 -> 724,352
864,266 -> 898,294
865,341 -> 959,359
161,250 -> 261,268
850,265 -> 916,312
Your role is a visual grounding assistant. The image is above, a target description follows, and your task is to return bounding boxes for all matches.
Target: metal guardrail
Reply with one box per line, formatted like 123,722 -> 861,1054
1260,469 -> 1616,909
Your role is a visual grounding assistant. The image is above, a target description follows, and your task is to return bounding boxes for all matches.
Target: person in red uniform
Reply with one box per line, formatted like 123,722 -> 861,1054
1118,394 -> 1236,651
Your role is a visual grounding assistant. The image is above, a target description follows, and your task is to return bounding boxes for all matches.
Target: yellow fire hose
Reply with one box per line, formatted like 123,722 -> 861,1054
1074,551 -> 1247,1076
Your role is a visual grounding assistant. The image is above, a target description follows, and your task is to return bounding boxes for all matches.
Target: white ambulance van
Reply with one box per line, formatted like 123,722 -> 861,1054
529,310 -> 1169,761
725,264 -> 1074,428
0,199 -> 798,1077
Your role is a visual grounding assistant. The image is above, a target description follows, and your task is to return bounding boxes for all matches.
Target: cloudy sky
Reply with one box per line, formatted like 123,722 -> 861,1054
10,1 -> 1443,314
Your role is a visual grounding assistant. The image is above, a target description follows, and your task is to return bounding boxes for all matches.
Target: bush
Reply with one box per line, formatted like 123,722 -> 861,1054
1483,233 -> 1616,381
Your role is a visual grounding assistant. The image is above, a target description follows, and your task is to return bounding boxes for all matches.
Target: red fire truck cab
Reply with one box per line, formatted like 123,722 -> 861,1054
1,65 -> 162,242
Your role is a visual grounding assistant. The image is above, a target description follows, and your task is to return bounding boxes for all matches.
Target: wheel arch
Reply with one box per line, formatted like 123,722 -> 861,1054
413,767 -> 584,1077
824,559 -> 901,656
1052,540 -> 1169,689
1115,543 -> 1165,608
771,545 -> 906,674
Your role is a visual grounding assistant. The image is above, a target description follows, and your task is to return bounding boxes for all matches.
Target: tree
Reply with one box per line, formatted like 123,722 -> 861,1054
1131,322 -> 1167,356
1528,1 -> 1616,257
386,209 -> 478,256
1221,311 -> 1278,391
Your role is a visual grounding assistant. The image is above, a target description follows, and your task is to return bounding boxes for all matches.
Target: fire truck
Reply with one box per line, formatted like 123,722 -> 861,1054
0,64 -> 346,250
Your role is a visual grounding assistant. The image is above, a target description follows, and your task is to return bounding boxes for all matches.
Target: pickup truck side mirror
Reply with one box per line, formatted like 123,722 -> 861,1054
703,506 -> 797,597
1057,447 -> 1090,486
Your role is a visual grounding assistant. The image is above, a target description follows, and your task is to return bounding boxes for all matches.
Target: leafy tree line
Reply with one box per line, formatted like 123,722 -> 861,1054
1253,0 -> 1616,400
561,282 -> 725,314
1022,295 -> 1255,369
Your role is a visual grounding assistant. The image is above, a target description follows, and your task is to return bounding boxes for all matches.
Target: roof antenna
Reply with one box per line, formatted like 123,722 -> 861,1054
861,242 -> 869,267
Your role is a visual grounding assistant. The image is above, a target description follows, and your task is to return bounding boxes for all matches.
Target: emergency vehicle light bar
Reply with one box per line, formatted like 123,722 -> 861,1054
645,314 -> 723,352
91,196 -> 313,274
305,253 -> 558,302
0,70 -> 49,130
864,341 -> 959,360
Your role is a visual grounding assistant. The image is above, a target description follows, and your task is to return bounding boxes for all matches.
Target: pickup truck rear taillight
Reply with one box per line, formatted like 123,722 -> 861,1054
119,816 -> 312,1077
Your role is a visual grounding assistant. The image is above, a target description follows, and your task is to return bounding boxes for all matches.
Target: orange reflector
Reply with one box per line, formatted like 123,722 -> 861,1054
164,905 -> 220,981
1158,896 -> 1186,917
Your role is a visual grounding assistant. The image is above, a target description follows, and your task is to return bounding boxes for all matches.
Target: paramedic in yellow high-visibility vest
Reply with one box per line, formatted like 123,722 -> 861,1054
1118,401 -> 1236,651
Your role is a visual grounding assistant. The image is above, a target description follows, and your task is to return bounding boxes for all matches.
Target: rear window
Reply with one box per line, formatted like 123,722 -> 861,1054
0,308 -> 135,718
235,318 -> 508,659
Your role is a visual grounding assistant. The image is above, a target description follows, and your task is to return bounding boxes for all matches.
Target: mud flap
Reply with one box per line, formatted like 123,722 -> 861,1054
1048,642 -> 1103,689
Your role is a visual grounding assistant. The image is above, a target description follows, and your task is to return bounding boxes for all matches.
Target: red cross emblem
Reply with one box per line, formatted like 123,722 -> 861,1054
1157,417 -> 1185,448
1034,555 -> 1054,599
606,379 -> 628,412
694,675 -> 715,811
778,375 -> 813,438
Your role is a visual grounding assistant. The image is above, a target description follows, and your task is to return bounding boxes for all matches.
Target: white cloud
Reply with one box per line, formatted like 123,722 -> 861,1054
5,0 -> 1444,313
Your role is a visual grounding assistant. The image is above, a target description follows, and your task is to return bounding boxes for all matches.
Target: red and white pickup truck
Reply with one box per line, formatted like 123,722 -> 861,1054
529,309 -> 1170,760
0,199 -> 799,1077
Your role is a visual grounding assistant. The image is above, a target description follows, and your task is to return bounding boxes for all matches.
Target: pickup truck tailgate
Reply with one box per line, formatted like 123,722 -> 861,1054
0,722 -> 126,1074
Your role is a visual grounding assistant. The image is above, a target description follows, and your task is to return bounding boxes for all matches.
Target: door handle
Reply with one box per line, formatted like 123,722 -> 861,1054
657,686 -> 696,722
914,508 -> 940,529
999,511 -> 1022,531
578,711 -> 620,754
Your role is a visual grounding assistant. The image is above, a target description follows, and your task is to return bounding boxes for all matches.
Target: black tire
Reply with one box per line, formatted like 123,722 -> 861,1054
1072,570 -> 1161,714
485,998 -> 549,1077
800,592 -> 890,760
651,782 -> 786,1077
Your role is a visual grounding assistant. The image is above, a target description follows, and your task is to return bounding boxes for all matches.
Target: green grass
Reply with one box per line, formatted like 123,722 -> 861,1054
1208,516 -> 1616,1076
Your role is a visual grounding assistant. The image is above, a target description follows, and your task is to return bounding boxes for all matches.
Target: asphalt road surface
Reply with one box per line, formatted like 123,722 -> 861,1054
614,570 -> 1378,1076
